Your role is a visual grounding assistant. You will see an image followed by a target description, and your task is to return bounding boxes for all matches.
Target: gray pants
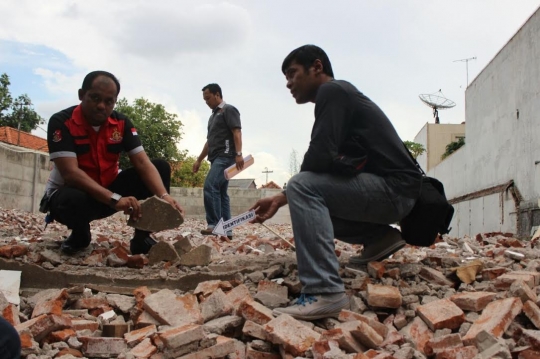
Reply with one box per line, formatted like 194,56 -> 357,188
287,171 -> 416,294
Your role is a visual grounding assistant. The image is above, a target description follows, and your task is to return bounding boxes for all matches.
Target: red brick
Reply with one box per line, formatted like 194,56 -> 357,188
72,297 -> 109,310
127,254 -> 149,268
176,335 -> 236,359
264,314 -> 321,357
200,288 -> 233,322
482,267 -> 508,280
350,320 -> 384,349
495,271 -> 540,290
399,316 -> 433,354
510,280 -> 538,303
367,284 -> 402,309
32,289 -> 68,318
419,267 -> 454,286
424,333 -> 463,356
194,280 -> 225,298
134,286 -> 152,310
519,349 -> 540,359
48,328 -> 76,342
257,280 -> 288,297
449,292 -> 496,312
238,299 -> 273,325
321,327 -> 366,353
158,323 -> 205,349
2,303 -> 20,325
367,262 -> 386,279
242,320 -> 268,341
56,348 -> 83,358
135,311 -> 160,328
227,284 -> 253,314
15,314 -> 46,333
462,297 -> 523,345
83,253 -> 104,266
71,319 -> 99,332
523,301 -> 540,329
520,329 -> 540,350
124,324 -> 157,347
246,345 -> 281,359
0,244 -> 28,258
128,337 -> 157,358
19,331 -> 34,349
27,314 -> 72,342
434,346 -> 478,359
338,310 -> 388,338
416,299 -> 465,331
80,337 -> 127,356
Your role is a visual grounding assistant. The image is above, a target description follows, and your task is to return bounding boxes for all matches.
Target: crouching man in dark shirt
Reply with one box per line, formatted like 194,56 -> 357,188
42,71 -> 184,255
250,45 -> 422,320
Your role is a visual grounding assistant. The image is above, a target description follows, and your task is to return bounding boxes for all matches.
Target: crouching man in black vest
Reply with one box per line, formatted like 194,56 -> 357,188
41,71 -> 184,255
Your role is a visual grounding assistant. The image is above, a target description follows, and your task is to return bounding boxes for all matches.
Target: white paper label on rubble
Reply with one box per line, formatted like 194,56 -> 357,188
0,270 -> 21,306
212,210 -> 256,236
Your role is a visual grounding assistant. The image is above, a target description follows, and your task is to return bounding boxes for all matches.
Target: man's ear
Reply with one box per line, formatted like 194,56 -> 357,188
313,59 -> 324,74
78,89 -> 84,101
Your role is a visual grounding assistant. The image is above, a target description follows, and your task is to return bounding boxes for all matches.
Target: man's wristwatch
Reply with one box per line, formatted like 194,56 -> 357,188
110,193 -> 122,209
236,152 -> 242,157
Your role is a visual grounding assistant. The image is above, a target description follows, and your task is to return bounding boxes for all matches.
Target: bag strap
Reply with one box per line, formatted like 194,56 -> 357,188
402,142 -> 426,176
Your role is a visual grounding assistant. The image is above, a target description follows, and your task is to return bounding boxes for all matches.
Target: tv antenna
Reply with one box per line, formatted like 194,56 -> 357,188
453,57 -> 476,86
419,90 -> 456,124
262,167 -> 273,184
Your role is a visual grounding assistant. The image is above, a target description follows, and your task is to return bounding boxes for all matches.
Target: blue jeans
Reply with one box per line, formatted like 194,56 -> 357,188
286,171 -> 416,294
204,156 -> 235,235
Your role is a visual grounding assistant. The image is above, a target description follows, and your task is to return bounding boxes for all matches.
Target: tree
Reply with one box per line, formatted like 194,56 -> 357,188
289,148 -> 300,177
0,73 -> 44,132
114,97 -> 185,169
404,141 -> 426,159
171,155 -> 210,187
441,137 -> 465,160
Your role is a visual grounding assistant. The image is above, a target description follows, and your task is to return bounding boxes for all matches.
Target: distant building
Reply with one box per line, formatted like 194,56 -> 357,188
260,181 -> 282,189
0,127 -> 48,152
228,178 -> 257,189
414,123 -> 465,171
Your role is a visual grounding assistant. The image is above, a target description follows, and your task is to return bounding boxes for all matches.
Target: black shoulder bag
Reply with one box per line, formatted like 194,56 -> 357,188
399,145 -> 455,247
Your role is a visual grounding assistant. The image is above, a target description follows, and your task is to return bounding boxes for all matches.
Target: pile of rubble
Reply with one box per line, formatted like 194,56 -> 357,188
1,207 -> 540,359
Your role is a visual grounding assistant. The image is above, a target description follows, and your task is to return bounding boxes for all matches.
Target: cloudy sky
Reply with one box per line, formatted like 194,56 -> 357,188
1,0 -> 539,188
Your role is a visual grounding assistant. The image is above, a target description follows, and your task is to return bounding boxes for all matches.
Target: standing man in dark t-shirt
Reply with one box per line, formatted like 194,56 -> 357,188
193,84 -> 244,239
42,71 -> 184,255
249,45 -> 422,320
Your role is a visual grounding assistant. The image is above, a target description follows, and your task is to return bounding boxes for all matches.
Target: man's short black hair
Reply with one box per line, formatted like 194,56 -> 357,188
281,45 -> 334,78
202,83 -> 223,99
81,71 -> 121,96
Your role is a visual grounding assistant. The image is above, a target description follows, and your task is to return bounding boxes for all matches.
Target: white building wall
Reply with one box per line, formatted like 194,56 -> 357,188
414,123 -> 428,172
427,7 -> 540,237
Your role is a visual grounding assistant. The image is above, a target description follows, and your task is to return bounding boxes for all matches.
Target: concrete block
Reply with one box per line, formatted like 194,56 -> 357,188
174,236 -> 193,255
203,315 -> 244,335
143,289 -> 203,327
128,196 -> 184,231
510,280 -> 538,303
242,320 -> 268,340
176,335 -> 236,359
419,267 -> 454,287
148,241 -> 179,265
227,284 -> 253,314
523,300 -> 540,329
106,293 -> 136,313
179,245 -> 213,267
0,269 -> 21,305
128,337 -> 157,358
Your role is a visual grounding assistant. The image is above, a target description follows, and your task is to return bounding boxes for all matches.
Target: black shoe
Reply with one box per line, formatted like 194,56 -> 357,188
349,228 -> 406,265
130,235 -> 157,255
61,229 -> 91,255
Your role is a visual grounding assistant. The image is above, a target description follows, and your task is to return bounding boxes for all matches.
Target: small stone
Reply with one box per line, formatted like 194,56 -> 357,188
148,241 -> 179,265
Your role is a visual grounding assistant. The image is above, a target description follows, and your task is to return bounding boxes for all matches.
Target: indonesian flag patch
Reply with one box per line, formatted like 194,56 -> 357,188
52,129 -> 62,142
131,128 -> 138,136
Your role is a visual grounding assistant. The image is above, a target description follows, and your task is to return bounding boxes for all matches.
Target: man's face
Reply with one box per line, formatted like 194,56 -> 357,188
78,76 -> 117,126
203,89 -> 221,110
284,61 -> 319,104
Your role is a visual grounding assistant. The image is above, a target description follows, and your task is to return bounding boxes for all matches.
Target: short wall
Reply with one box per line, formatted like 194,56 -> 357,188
0,144 -> 291,224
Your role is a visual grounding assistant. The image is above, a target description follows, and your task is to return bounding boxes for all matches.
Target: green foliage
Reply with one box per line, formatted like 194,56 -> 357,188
114,97 -> 185,169
441,137 -> 465,160
0,73 -> 44,132
403,141 -> 426,159
171,155 -> 210,187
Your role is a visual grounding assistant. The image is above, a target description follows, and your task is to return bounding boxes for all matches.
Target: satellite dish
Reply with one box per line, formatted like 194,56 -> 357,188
419,89 -> 456,124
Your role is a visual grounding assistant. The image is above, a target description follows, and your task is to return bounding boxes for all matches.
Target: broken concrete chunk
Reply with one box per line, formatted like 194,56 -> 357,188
127,196 -> 184,231
143,289 -> 203,327
179,245 -> 213,267
147,241 -> 179,265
